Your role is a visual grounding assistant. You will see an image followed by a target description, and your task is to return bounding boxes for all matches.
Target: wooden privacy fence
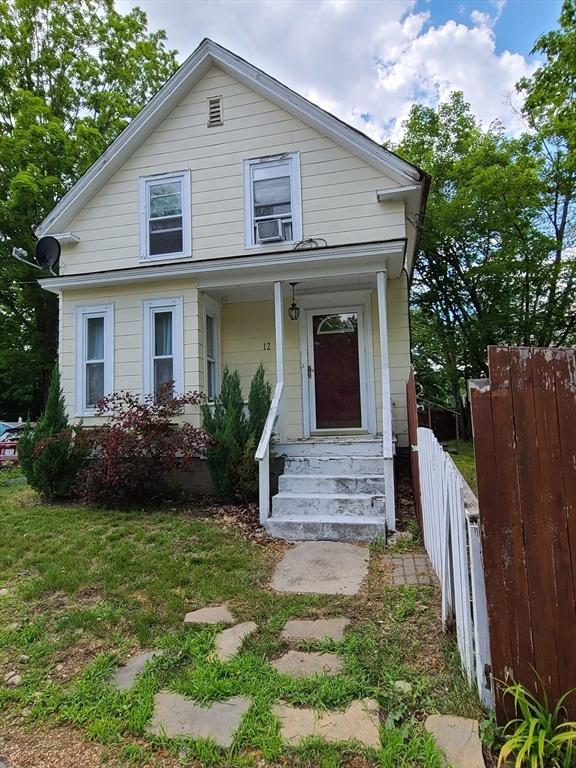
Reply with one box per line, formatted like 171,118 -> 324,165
407,370 -> 493,707
470,346 -> 576,721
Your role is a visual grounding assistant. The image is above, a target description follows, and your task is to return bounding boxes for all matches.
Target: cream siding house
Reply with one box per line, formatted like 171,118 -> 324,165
38,40 -> 428,541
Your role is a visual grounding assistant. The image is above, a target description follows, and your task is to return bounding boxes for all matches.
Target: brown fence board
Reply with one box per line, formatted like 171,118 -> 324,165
509,348 -> 560,701
406,368 -> 422,527
471,345 -> 576,721
470,380 -> 513,721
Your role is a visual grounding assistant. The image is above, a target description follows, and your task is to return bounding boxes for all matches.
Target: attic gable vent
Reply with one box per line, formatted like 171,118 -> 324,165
207,96 -> 223,127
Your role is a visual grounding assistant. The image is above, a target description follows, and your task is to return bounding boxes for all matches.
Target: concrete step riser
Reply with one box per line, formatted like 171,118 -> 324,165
284,456 -> 385,475
272,494 -> 386,519
278,475 -> 386,494
276,440 -> 383,457
265,518 -> 386,542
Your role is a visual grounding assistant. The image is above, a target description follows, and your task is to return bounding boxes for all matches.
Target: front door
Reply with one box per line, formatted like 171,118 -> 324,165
306,307 -> 367,432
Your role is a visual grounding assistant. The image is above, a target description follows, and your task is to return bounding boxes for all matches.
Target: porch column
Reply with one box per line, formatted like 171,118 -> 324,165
273,281 -> 285,440
377,270 -> 393,457
377,269 -> 396,531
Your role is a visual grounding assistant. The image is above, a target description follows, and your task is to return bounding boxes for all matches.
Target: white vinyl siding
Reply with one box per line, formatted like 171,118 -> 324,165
243,154 -> 301,247
139,171 -> 191,261
60,67 -> 406,275
143,297 -> 184,398
75,304 -> 113,415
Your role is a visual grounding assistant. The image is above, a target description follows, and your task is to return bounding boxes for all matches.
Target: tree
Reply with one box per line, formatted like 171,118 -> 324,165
0,0 -> 178,419
394,89 -> 576,426
18,365 -> 88,499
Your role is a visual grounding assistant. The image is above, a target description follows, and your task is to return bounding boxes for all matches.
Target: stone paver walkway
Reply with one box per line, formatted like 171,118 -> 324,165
384,553 -> 436,586
273,699 -> 381,749
424,714 -> 485,768
272,650 -> 342,677
214,621 -> 257,661
281,618 -> 349,641
148,692 -> 251,746
184,604 -> 234,624
110,650 -> 164,690
271,542 -> 369,595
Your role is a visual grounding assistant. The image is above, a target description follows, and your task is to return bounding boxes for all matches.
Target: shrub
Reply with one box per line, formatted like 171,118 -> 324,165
80,384 -> 208,507
202,364 -> 271,502
498,681 -> 576,768
17,366 -> 88,500
202,367 -> 246,498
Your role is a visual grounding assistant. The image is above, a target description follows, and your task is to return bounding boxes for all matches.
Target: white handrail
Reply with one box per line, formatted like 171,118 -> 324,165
255,382 -> 283,461
255,382 -> 283,525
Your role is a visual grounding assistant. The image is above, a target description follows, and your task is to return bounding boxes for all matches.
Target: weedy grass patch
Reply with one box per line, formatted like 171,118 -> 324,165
0,484 -> 482,766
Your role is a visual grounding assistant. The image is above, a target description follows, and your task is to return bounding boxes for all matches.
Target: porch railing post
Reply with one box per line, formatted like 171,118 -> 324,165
274,280 -> 285,441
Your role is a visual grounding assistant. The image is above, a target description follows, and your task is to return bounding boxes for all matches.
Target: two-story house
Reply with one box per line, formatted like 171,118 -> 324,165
38,39 -> 428,542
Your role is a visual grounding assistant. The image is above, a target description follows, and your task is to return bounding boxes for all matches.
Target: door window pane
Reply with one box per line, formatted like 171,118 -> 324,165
206,314 -> 214,358
207,359 -> 216,399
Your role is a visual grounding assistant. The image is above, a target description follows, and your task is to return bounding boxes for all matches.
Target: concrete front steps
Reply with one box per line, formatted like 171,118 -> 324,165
266,439 -> 388,542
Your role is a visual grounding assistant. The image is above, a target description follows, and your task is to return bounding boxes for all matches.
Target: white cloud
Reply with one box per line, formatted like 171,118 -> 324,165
115,0 -> 536,144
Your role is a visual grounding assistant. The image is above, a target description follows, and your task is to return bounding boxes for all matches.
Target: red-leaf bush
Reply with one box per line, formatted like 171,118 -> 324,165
79,383 -> 209,507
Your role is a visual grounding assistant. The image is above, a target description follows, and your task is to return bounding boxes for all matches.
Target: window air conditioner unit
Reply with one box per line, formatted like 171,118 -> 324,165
256,219 -> 283,243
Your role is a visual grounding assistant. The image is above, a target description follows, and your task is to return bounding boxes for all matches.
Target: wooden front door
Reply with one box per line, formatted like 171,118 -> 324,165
306,307 -> 367,432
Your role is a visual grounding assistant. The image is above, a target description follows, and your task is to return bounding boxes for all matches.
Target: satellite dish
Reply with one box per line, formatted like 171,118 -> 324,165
35,236 -> 61,271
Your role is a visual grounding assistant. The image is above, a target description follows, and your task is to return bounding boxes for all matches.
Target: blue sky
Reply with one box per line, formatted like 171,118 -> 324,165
117,0 -> 562,142
418,0 -> 562,55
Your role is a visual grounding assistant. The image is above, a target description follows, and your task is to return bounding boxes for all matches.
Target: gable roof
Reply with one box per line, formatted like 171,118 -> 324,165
36,38 -> 427,238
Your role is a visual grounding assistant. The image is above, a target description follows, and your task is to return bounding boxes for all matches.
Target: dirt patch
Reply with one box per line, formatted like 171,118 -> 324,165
0,723 -> 115,768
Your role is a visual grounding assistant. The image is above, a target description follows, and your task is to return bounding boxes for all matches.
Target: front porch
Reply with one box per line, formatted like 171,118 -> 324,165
199,241 -> 409,541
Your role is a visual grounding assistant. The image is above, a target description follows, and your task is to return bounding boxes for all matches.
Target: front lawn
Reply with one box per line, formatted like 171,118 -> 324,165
0,484 -> 482,767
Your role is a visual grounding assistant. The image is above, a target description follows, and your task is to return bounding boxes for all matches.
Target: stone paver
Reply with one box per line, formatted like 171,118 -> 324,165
273,699 -> 380,749
272,650 -> 342,677
148,692 -> 251,747
281,618 -> 350,642
184,605 -> 234,624
110,650 -> 164,690
424,714 -> 485,768
214,621 -> 257,661
271,542 -> 369,595
384,553 -> 437,586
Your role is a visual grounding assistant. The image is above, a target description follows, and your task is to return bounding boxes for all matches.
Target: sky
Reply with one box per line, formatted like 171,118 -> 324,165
115,0 -> 562,144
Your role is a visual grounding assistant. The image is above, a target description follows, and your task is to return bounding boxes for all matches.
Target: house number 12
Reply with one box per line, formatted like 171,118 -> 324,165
263,342 -> 271,350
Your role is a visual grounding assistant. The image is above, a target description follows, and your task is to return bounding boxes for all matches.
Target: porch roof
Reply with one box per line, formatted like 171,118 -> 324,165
39,239 -> 407,294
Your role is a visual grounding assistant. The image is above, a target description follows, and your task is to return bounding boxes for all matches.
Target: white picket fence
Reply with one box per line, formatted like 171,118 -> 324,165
416,426 -> 493,707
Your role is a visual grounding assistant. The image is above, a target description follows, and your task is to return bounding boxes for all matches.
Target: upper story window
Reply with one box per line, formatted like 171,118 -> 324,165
139,171 -> 191,261
243,153 -> 302,248
75,304 -> 114,415
143,298 -> 184,400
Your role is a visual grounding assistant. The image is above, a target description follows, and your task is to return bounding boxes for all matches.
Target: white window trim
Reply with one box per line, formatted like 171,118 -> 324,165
75,303 -> 114,417
142,297 -> 184,397
203,296 -> 221,399
243,153 -> 302,249
139,170 -> 192,262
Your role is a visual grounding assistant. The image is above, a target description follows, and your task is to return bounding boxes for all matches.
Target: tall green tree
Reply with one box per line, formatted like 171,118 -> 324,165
395,88 -> 575,425
0,0 -> 178,419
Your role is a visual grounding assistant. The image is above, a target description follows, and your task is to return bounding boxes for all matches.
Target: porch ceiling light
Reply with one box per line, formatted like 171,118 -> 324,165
288,282 -> 300,321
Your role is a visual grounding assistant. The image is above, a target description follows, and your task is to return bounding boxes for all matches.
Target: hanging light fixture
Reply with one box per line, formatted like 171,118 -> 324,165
288,282 -> 300,320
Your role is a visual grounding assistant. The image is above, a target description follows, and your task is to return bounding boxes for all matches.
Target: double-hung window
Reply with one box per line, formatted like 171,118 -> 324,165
139,171 -> 191,261
243,154 -> 302,247
143,298 -> 183,400
76,304 -> 114,414
203,298 -> 220,399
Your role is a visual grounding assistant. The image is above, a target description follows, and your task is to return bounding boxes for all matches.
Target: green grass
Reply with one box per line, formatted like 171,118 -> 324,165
0,484 -> 482,766
443,440 -> 477,494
